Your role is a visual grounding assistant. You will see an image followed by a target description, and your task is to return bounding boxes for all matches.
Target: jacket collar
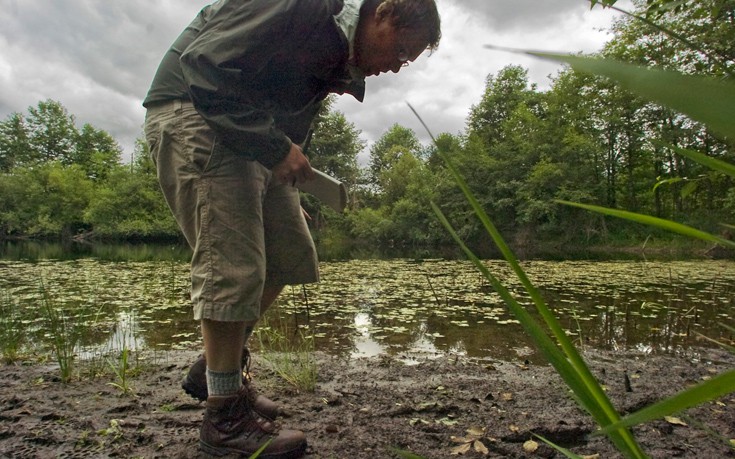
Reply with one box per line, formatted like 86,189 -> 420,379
332,0 -> 366,101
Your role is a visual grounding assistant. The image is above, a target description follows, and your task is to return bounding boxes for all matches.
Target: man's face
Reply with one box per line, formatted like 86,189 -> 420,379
354,13 -> 428,77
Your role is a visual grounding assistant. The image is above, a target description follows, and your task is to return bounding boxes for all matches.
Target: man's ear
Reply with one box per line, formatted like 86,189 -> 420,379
375,1 -> 395,23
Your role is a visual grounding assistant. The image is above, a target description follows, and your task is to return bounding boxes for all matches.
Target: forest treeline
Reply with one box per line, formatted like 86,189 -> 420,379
1,1 -> 733,257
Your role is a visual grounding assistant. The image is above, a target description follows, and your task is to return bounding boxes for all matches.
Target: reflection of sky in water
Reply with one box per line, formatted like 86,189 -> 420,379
350,312 -> 384,358
350,312 -> 442,363
78,311 -> 145,359
3,258 -> 735,363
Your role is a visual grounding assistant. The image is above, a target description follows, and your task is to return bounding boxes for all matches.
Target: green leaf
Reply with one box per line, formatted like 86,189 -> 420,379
658,141 -> 735,179
679,181 -> 698,199
652,177 -> 683,193
597,369 -> 735,434
556,200 -> 735,249
410,98 -> 647,458
532,434 -> 585,459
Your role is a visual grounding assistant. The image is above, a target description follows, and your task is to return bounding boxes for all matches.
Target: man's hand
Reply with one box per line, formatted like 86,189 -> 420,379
272,142 -> 315,185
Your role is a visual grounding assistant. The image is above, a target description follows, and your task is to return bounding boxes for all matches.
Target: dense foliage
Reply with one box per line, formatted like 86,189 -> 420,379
0,101 -> 177,240
0,0 -> 732,255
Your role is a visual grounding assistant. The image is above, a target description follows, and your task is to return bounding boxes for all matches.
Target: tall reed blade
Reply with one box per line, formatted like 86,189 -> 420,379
556,201 -> 735,249
597,369 -> 735,435
409,104 -> 647,458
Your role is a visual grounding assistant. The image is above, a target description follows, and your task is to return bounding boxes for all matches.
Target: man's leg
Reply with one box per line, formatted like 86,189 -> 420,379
242,284 -> 283,344
260,284 -> 284,319
145,100 -> 306,458
202,319 -> 248,372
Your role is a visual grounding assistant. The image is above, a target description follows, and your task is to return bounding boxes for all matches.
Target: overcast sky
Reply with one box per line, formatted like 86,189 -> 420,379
0,0 -> 631,164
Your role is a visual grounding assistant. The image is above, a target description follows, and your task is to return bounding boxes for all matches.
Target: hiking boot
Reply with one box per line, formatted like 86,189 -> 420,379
200,387 -> 306,458
182,350 -> 280,420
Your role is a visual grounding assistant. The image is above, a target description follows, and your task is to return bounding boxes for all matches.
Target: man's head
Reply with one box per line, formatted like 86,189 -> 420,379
354,0 -> 441,76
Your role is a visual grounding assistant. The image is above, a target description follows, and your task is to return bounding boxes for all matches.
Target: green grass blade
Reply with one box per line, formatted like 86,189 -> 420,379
431,203 -> 600,411
598,369 -> 735,435
485,48 -> 735,142
556,200 -> 735,249
410,102 -> 646,457
247,438 -> 273,459
658,142 -> 735,179
431,199 -> 645,457
533,433 -> 585,459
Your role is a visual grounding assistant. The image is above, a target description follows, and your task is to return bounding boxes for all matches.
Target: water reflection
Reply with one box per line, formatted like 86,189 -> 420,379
351,312 -> 385,358
0,253 -> 733,364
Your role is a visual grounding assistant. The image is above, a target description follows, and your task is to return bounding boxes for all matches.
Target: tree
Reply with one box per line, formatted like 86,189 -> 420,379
1,162 -> 94,238
600,0 -> 735,229
25,100 -> 78,165
0,113 -> 32,172
84,165 -> 178,238
74,124 -> 122,181
466,65 -> 540,148
367,124 -> 422,187
310,104 -> 364,189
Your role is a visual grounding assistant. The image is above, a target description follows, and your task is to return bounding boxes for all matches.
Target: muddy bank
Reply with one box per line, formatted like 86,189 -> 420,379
0,348 -> 733,458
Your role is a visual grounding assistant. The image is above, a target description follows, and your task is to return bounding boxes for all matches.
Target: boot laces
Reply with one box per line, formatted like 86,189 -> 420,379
241,347 -> 252,379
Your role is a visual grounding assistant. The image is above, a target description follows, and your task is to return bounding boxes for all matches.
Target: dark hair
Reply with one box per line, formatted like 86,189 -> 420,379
365,0 -> 442,51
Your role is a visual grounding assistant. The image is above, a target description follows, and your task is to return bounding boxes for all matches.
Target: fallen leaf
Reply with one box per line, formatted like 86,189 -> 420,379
523,440 -> 539,453
466,426 -> 485,437
450,436 -> 474,443
473,440 -> 489,454
438,417 -> 459,426
664,416 -> 688,426
450,443 -> 472,455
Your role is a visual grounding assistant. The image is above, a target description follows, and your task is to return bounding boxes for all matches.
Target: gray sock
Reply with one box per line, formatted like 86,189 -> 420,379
206,367 -> 242,396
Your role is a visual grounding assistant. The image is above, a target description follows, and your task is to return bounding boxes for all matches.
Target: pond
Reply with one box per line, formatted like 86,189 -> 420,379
0,243 -> 733,364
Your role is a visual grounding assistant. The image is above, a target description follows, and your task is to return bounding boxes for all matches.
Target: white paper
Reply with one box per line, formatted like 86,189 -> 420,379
297,169 -> 348,212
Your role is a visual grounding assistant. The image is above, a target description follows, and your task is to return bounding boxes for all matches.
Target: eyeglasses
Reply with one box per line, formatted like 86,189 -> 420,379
397,46 -> 410,67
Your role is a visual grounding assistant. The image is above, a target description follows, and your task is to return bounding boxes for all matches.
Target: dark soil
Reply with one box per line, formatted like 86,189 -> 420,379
0,348 -> 733,459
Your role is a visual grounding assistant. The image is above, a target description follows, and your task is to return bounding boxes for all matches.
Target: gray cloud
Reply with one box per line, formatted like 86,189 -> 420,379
445,0 -> 588,32
0,0 -> 625,160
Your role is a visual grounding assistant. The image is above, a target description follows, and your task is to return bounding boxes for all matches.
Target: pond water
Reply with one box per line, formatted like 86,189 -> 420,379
1,242 -> 733,364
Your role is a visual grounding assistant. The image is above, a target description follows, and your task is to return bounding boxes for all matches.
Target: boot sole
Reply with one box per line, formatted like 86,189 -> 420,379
199,440 -> 307,459
182,375 -> 208,402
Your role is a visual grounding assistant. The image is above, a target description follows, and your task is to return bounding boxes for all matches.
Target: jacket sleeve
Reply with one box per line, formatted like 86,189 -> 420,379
179,0 -> 317,168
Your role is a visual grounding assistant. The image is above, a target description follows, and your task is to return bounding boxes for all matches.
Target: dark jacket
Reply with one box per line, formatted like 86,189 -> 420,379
143,0 -> 365,168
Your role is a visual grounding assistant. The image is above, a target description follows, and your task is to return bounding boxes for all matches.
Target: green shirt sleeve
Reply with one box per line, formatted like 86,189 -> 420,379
179,0 -> 308,168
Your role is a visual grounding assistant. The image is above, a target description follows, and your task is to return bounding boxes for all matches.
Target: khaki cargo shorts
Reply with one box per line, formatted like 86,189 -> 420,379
144,99 -> 319,322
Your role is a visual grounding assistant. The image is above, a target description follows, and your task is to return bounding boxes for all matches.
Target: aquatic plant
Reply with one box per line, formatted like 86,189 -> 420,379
256,307 -> 318,393
40,283 -> 85,383
0,290 -> 26,364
